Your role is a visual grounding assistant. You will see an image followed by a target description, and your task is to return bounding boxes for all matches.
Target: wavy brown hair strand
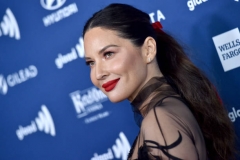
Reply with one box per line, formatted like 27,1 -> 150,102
155,30 -> 236,159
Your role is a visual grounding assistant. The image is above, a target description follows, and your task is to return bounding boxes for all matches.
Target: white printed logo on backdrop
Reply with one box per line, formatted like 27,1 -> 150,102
228,107 -> 240,122
55,36 -> 84,69
69,86 -> 109,124
0,65 -> 38,95
187,0 -> 208,11
16,105 -> 56,140
148,10 -> 165,23
41,0 -> 78,27
0,8 -> 20,40
212,28 -> 240,72
0,75 -> 8,95
41,0 -> 66,10
91,132 -> 131,160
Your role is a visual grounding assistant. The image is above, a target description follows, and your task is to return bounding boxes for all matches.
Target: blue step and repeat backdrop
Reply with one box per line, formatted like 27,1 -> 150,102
0,0 -> 240,159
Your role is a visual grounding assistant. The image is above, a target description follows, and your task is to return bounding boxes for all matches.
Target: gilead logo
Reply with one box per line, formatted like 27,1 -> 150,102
0,75 -> 8,95
91,132 -> 131,160
16,105 -> 56,140
212,28 -> 240,72
0,65 -> 38,95
228,107 -> 240,122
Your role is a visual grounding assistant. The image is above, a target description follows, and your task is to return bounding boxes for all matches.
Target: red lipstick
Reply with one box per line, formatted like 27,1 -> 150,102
102,78 -> 120,92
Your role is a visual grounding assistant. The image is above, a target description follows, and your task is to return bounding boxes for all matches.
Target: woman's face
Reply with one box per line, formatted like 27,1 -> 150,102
84,27 -> 149,102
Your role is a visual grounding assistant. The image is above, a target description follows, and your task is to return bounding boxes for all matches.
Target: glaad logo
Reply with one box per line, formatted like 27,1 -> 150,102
91,132 -> 131,160
40,0 -> 66,10
0,65 -> 38,95
0,8 -> 20,40
41,0 -> 78,27
70,86 -> 109,123
55,36 -> 84,69
187,0 -> 208,11
149,10 -> 165,23
212,28 -> 240,72
16,105 -> 56,140
228,107 -> 240,122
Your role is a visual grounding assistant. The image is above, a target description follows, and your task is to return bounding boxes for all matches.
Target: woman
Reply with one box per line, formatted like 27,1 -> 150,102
83,3 -> 236,160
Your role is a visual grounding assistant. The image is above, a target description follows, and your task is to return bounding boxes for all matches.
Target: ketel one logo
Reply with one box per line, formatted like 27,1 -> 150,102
16,105 -> 56,140
40,0 -> 66,10
70,87 -> 108,118
0,8 -> 20,40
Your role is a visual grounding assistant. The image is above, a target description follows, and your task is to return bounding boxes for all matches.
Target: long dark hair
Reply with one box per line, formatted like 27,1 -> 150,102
83,3 -> 236,159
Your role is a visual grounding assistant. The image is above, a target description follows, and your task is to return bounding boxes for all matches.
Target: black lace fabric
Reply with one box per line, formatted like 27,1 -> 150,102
128,77 -> 207,160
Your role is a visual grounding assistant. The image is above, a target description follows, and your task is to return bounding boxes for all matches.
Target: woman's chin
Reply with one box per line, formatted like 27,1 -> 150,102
108,96 -> 125,103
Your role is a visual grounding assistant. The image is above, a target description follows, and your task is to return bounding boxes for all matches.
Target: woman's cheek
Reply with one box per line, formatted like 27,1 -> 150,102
111,57 -> 129,72
90,69 -> 97,87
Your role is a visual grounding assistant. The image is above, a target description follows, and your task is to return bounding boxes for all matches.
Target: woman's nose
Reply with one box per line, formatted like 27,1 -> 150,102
95,62 -> 108,80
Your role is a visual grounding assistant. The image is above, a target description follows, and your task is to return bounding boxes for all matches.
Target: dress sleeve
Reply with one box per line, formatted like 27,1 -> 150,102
139,97 -> 205,160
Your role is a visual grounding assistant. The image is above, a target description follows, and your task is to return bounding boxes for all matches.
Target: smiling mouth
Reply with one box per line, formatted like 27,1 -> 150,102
102,78 -> 120,92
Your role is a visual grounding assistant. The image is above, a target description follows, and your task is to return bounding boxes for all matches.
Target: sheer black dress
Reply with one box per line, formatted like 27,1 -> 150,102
128,77 -> 207,160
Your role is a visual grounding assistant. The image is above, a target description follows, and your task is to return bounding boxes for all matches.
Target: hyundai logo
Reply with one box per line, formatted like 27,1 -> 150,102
40,0 -> 66,10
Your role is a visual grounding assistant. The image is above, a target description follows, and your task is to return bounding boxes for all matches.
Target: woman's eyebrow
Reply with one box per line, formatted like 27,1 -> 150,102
99,44 -> 119,54
84,57 -> 91,60
85,44 -> 119,60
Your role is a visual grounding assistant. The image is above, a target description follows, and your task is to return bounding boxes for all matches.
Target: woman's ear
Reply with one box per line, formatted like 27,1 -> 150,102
142,36 -> 157,63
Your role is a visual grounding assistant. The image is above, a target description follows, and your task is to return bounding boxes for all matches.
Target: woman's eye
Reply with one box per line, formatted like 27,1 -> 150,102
86,61 -> 95,67
104,52 -> 114,59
